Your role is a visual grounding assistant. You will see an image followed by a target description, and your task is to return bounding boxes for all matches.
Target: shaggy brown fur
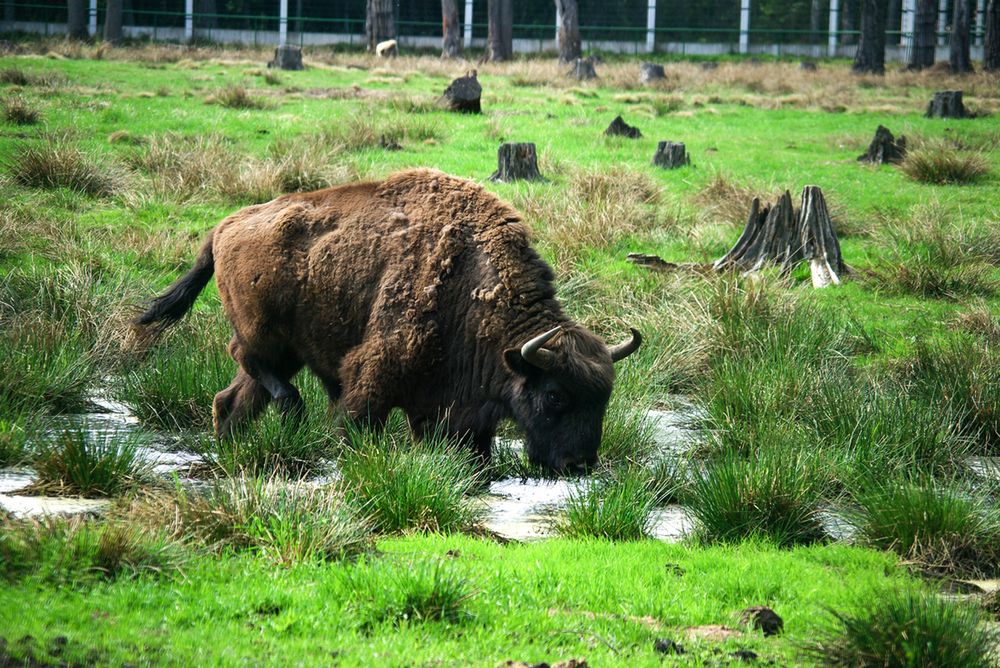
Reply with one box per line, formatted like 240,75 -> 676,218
134,169 -> 640,471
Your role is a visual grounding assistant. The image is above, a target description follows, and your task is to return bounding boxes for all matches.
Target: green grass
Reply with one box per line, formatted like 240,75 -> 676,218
808,589 -> 998,668
345,557 -> 474,627
31,426 -> 153,497
337,419 -> 485,534
556,466 -> 659,540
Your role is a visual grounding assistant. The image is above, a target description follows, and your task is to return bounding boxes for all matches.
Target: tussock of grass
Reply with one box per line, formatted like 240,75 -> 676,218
556,466 -> 658,540
31,426 -> 152,497
901,142 -> 990,185
133,477 -> 370,565
208,84 -> 271,110
0,413 -> 33,467
3,96 -> 40,125
3,134 -> 126,196
0,516 -> 185,584
695,171 -> 774,227
808,590 -> 997,668
687,448 -> 827,547
193,413 -> 336,478
951,301 -> 1000,342
346,557 -> 473,626
851,477 -> 1000,576
0,67 -> 61,87
319,113 -> 440,152
337,419 -> 484,534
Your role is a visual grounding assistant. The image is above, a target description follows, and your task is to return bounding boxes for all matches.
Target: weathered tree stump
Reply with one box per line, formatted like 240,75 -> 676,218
490,142 -> 542,182
568,57 -> 597,80
605,115 -> 642,139
857,125 -> 907,165
926,90 -> 969,118
799,60 -> 817,71
652,141 -> 690,169
639,62 -> 665,84
713,186 -> 848,288
440,70 -> 481,114
268,45 -> 303,71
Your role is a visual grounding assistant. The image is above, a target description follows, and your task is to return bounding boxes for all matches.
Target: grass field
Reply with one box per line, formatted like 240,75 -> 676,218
1,37 -> 1000,666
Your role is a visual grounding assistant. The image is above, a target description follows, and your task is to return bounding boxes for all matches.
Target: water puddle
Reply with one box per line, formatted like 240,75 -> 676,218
0,470 -> 111,517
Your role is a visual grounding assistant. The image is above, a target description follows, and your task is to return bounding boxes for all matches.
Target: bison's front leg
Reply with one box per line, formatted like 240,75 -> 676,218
213,369 -> 272,438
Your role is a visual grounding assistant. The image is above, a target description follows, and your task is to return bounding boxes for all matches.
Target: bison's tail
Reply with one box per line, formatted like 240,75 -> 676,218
132,233 -> 215,338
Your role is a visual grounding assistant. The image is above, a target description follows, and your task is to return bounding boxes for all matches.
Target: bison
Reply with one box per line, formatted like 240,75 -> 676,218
133,169 -> 641,472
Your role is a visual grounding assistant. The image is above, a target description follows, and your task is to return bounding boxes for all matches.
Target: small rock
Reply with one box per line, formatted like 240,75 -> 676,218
653,638 -> 685,655
739,606 -> 783,636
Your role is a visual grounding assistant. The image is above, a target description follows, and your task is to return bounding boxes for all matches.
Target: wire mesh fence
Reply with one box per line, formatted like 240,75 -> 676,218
0,0 -> 988,58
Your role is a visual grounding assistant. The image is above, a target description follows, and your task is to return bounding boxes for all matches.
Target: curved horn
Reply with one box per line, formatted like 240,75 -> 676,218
520,326 -> 562,370
609,328 -> 642,363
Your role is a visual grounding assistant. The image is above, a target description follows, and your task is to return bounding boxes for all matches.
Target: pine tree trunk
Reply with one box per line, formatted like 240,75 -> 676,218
842,0 -> 856,45
950,0 -> 974,71
854,0 -> 888,73
555,0 -> 581,63
66,0 -> 87,38
810,0 -> 822,42
487,0 -> 513,61
910,0 -> 937,69
441,0 -> 461,58
195,0 -> 217,30
986,0 -> 1000,70
365,0 -> 395,52
104,0 -> 123,43
887,0 -> 902,43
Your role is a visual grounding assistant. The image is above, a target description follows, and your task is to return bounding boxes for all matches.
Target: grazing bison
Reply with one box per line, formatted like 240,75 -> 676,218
134,169 -> 641,472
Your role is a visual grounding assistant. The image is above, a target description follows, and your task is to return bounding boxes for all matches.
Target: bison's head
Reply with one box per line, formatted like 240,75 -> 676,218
503,325 -> 641,473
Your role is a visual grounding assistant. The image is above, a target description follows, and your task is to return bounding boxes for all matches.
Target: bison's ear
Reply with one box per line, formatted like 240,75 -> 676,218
503,349 -> 541,378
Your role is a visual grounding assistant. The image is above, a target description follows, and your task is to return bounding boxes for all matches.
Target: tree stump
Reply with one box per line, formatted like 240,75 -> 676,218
568,57 -> 597,80
440,70 -> 481,114
490,143 -> 542,182
857,125 -> 907,165
652,141 -> 690,169
268,45 -> 303,71
639,62 -> 665,84
925,90 -> 968,118
700,61 -> 719,70
605,115 -> 642,139
799,60 -> 817,71
713,186 -> 848,288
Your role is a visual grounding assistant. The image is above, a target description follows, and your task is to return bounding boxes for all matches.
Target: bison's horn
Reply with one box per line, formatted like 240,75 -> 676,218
520,326 -> 562,370
609,328 -> 642,363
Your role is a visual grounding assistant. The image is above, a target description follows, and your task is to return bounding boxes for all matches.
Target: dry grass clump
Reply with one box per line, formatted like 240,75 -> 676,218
319,113 -> 440,152
207,84 -> 272,110
3,134 -> 127,196
694,171 -> 774,227
3,96 -> 41,125
0,66 -> 62,87
900,139 -> 990,185
950,301 -> 1000,343
514,167 -> 667,255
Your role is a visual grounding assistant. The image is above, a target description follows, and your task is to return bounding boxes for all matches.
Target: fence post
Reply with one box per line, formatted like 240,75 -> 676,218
463,0 -> 473,48
828,0 -> 839,56
184,0 -> 193,42
555,2 -> 559,49
645,0 -> 655,53
937,0 -> 947,45
88,0 -> 96,35
279,0 -> 287,45
739,0 -> 750,53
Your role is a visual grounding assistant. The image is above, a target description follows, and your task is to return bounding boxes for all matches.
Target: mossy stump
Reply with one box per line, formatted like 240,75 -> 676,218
490,143 -> 541,182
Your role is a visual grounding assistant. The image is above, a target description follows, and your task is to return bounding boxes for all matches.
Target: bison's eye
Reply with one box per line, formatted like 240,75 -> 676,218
544,390 -> 567,411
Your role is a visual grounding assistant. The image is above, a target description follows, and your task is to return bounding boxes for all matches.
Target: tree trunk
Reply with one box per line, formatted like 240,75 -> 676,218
567,56 -> 596,79
487,0 -> 513,62
104,0 -> 123,44
854,0 -> 888,73
195,0 -> 217,30
950,0 -> 974,72
887,0 -> 902,43
66,0 -> 87,39
810,0 -> 823,42
490,143 -> 541,182
555,0 -> 581,63
365,0 -> 395,52
842,0 -> 856,44
986,0 -> 1000,70
910,0 -> 937,69
441,0 -> 461,58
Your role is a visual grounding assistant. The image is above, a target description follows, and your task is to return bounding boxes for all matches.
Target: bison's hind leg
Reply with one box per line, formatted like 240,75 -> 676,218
213,369 -> 271,438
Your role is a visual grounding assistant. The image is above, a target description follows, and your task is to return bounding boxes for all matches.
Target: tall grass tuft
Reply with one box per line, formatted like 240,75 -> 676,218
0,516 -> 185,584
346,557 -> 474,627
901,143 -> 990,184
209,85 -> 271,110
192,412 -> 336,478
807,590 -> 997,668
0,411 -> 33,467
31,426 -> 152,497
3,134 -> 126,196
687,448 -> 827,546
3,96 -> 40,125
132,477 -> 371,565
337,418 -> 484,534
851,477 -> 1000,575
555,466 -> 658,540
